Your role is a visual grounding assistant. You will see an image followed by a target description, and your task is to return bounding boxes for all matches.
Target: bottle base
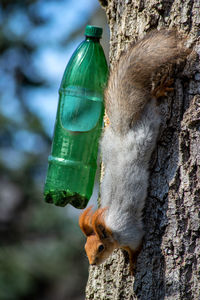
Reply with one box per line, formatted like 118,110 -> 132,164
44,190 -> 88,209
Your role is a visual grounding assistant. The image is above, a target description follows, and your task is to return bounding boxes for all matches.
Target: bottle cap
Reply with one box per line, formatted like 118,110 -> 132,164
85,25 -> 103,38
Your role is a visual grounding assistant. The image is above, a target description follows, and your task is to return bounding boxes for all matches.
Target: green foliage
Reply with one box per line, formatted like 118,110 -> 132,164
0,234 -> 88,299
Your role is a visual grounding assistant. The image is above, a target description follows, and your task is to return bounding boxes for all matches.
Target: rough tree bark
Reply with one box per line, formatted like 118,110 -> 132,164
85,1 -> 200,299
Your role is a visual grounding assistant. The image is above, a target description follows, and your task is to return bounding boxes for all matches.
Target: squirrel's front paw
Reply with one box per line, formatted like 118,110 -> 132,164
123,245 -> 142,276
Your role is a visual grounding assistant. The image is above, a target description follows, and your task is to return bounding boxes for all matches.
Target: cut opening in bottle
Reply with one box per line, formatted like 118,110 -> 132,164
59,86 -> 103,132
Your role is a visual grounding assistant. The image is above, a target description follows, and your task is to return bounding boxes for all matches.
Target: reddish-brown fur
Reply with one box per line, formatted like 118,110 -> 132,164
79,207 -> 141,273
79,207 -> 118,266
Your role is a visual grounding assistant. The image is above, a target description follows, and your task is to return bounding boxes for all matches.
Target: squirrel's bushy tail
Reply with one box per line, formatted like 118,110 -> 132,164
105,30 -> 190,134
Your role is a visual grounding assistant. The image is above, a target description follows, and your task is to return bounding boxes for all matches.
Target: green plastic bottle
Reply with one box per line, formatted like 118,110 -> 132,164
44,25 -> 108,208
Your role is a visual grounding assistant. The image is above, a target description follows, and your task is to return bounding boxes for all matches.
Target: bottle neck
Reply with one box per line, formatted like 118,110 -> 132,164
85,36 -> 100,43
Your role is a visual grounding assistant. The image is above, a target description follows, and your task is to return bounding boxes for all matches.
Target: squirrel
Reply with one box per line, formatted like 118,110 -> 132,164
79,29 -> 190,274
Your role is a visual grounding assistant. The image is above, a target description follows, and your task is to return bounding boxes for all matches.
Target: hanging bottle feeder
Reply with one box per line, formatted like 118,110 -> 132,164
44,25 -> 108,208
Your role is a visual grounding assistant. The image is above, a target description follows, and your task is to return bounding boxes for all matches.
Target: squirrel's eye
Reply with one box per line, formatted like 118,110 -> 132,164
98,244 -> 104,252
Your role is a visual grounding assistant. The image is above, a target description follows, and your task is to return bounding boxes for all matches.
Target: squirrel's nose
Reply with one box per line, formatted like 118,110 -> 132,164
91,262 -> 96,266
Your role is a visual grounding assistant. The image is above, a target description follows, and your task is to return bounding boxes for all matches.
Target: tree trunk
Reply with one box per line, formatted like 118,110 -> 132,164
85,1 -> 200,299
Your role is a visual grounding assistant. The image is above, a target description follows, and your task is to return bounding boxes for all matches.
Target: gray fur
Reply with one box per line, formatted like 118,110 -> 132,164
101,99 -> 161,250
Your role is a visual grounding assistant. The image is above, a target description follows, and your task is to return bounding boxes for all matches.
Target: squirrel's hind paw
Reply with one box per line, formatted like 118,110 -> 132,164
152,76 -> 174,99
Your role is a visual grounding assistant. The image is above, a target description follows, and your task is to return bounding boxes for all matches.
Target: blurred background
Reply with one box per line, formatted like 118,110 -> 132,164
0,1 -> 109,299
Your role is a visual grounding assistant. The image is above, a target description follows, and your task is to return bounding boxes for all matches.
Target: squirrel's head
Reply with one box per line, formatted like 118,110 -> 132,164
79,206 -> 117,266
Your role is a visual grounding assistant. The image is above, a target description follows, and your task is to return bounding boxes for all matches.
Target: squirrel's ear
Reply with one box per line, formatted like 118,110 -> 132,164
79,206 -> 94,236
92,208 -> 110,239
